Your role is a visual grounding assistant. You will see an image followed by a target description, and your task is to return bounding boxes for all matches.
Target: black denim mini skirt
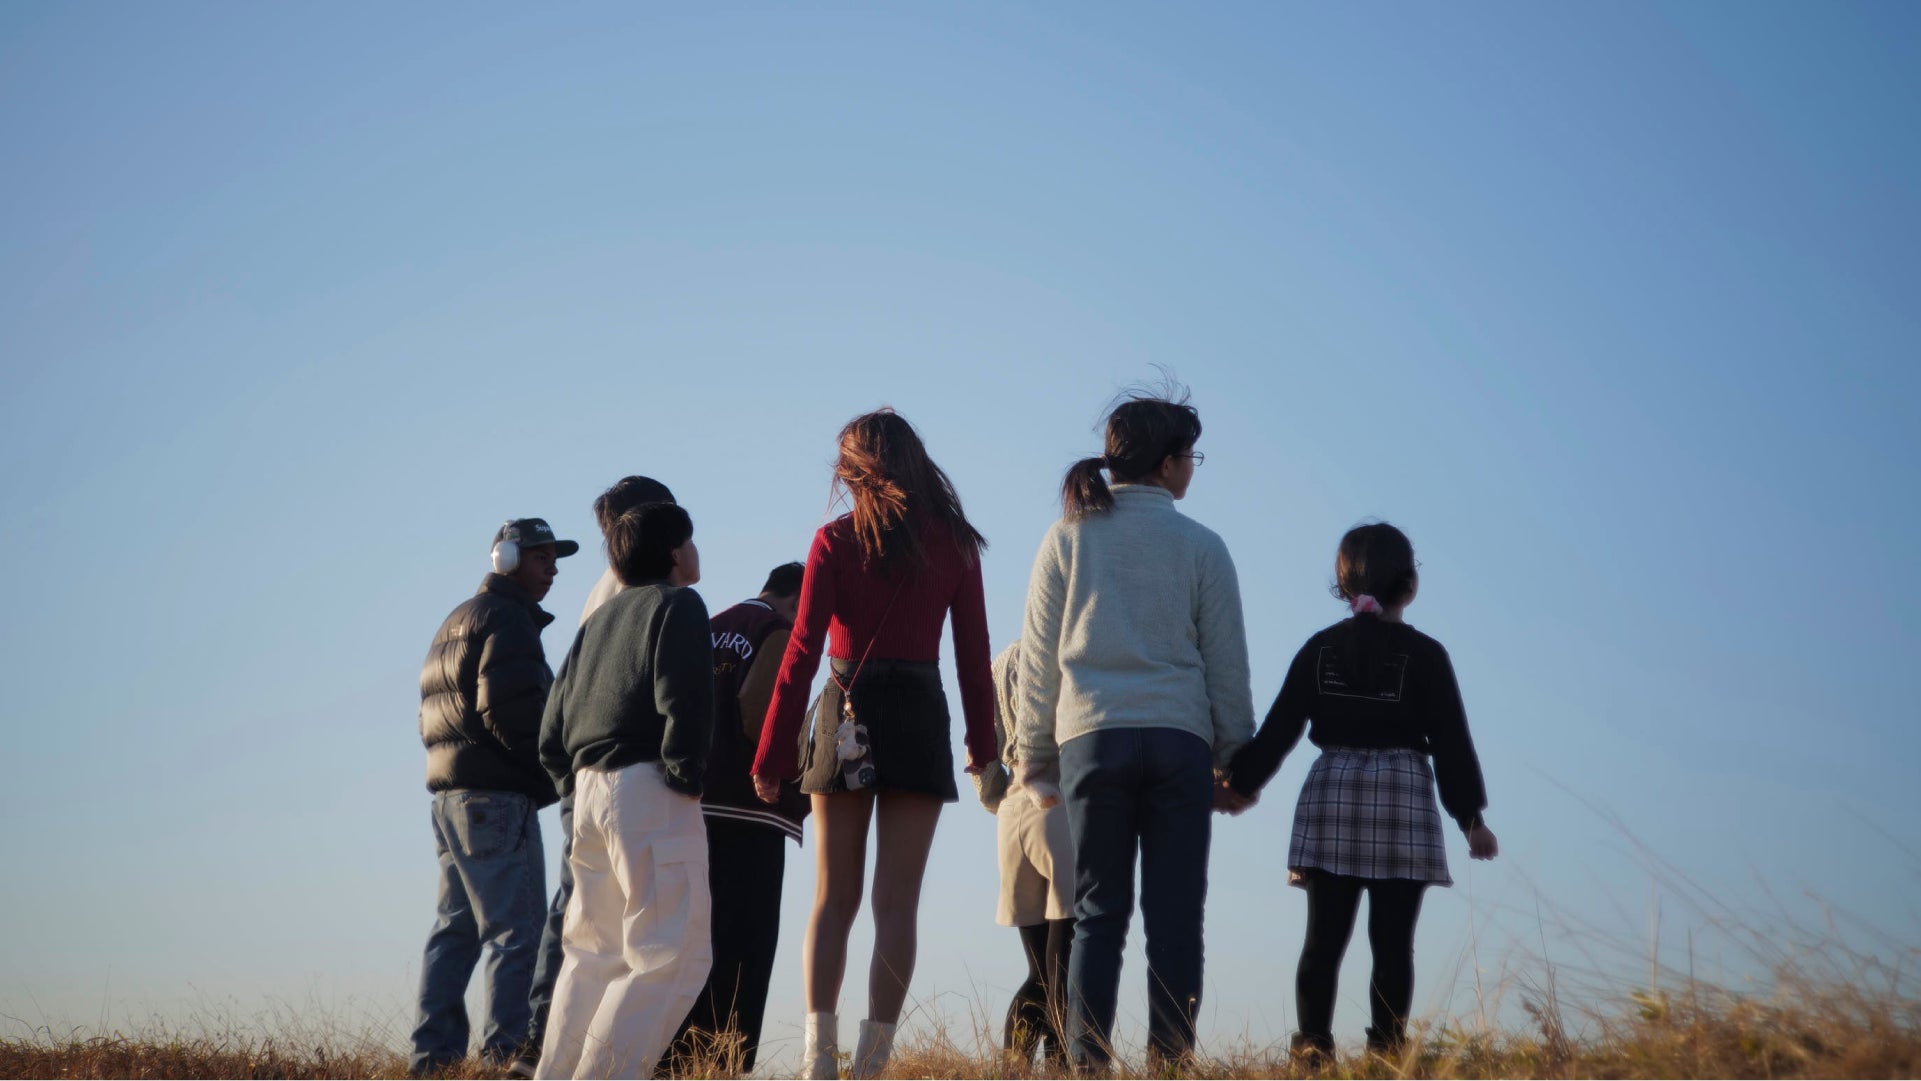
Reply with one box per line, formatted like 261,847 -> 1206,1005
800,657 -> 959,802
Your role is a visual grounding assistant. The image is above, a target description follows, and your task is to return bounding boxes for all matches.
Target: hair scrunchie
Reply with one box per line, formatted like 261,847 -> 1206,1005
1349,594 -> 1384,616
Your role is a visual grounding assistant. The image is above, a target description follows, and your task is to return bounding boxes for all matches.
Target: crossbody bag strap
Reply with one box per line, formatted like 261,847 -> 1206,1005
832,579 -> 905,698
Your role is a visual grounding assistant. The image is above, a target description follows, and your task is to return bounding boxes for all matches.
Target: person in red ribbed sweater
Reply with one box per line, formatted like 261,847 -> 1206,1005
750,408 -> 997,1079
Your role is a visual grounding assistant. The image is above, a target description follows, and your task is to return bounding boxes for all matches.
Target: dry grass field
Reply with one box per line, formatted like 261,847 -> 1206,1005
3,968 -> 1916,1081
8,854 -> 1917,1080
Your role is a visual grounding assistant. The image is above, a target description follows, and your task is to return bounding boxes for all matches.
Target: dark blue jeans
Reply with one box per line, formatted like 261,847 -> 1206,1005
1061,727 -> 1213,1068
523,794 -> 574,1063
410,790 -> 546,1074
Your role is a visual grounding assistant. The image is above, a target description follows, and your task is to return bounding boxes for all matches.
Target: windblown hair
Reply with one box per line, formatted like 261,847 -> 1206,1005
833,408 -> 985,570
593,475 -> 676,536
1329,522 -> 1419,696
606,502 -> 693,586
1062,381 -> 1202,520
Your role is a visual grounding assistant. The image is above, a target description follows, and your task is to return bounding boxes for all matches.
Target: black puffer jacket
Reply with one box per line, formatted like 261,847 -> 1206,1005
419,574 -> 561,806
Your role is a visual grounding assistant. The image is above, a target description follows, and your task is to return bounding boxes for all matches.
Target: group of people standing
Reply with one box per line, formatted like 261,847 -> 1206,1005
408,385 -> 1497,1080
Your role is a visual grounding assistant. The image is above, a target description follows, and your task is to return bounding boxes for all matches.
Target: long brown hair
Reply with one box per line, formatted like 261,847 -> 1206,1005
833,408 -> 985,569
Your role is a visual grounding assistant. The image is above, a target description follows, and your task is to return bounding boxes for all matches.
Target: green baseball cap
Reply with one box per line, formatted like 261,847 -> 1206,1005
494,518 -> 579,557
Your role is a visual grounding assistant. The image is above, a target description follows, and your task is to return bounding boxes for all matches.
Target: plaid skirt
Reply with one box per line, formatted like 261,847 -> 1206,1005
1287,747 -> 1452,887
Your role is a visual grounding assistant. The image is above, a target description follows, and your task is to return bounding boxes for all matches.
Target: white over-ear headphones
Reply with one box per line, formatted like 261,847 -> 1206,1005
491,522 -> 521,574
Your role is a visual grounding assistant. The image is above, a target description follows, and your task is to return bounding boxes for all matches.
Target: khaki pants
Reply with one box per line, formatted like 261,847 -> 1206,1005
996,785 -> 1075,927
536,762 -> 712,1079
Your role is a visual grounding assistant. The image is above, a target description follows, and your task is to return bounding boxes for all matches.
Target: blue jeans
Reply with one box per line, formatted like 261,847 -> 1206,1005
1061,727 -> 1213,1067
524,794 -> 574,1062
410,789 -> 546,1074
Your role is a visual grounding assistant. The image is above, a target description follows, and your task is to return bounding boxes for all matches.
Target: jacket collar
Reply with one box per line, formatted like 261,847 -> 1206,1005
1111,483 -> 1176,507
479,573 -> 556,629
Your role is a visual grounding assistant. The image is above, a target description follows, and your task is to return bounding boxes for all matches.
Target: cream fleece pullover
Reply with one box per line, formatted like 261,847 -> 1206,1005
1015,484 -> 1255,778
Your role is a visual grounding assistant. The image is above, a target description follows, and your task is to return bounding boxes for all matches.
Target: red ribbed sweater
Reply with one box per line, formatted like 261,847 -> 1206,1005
753,515 -> 996,780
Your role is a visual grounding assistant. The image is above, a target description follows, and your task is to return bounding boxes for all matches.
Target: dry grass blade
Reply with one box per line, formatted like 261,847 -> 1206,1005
5,967 -> 1915,1081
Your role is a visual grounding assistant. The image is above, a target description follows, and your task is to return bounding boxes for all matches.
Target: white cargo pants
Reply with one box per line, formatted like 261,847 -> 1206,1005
535,761 -> 712,1080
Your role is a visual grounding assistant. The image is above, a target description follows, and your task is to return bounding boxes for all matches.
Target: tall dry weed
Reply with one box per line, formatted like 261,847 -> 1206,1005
4,969 -> 1917,1079
6,843 -> 1917,1079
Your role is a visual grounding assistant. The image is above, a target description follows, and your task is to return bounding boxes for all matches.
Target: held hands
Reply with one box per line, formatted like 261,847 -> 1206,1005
1015,755 -> 1063,808
1213,777 -> 1257,816
1467,824 -> 1499,860
752,773 -> 781,805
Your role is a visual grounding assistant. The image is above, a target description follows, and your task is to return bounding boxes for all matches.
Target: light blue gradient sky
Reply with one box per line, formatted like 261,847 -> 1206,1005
2,1 -> 1917,1069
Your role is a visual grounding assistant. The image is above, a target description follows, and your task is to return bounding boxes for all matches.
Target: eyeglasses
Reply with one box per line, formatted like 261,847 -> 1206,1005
1177,451 -> 1205,466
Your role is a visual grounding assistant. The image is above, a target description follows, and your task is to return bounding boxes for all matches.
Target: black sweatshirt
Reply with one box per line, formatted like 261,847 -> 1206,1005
1228,619 -> 1488,831
540,580 -> 713,798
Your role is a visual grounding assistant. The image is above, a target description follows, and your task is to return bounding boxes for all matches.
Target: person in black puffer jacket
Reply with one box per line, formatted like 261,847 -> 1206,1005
409,517 -> 577,1078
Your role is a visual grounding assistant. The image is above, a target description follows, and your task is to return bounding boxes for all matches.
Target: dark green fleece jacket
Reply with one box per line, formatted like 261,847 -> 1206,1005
539,580 -> 713,798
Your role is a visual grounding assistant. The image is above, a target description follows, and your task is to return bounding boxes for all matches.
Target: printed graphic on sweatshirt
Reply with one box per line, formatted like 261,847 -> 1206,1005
1316,646 -> 1409,702
713,631 -> 755,661
712,631 -> 757,684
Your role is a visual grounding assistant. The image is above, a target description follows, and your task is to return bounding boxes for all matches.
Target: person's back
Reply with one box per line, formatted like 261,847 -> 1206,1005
531,503 -> 715,1081
1225,522 -> 1498,1063
659,563 -> 809,1077
543,581 -> 713,794
1014,386 -> 1253,1071
701,577 -> 808,836
1026,483 -> 1247,748
747,408 -> 996,1080
1232,618 -> 1485,812
419,580 -> 561,802
987,641 -> 1076,1066
757,513 -> 997,783
517,474 -> 676,1080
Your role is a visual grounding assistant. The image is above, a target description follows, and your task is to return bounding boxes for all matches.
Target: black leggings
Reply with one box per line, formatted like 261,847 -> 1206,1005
1296,871 -> 1427,1051
1005,918 -> 1073,1062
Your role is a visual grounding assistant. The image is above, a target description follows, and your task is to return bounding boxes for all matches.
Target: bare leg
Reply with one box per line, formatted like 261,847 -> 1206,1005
803,791 -> 875,1013
866,790 -> 942,1023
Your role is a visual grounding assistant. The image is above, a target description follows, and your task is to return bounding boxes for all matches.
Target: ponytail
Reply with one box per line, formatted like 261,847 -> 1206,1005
1061,456 -> 1114,520
1063,378 -> 1202,521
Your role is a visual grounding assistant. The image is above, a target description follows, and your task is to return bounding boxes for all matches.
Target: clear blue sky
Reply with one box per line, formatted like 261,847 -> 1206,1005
2,0 -> 1917,1069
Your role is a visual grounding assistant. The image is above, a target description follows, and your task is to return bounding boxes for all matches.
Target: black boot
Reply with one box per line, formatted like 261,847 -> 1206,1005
1365,1025 -> 1407,1056
1291,1031 -> 1334,1070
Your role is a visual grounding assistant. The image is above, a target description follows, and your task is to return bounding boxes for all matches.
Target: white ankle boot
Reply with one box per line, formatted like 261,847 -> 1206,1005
802,1012 -> 839,1080
852,1019 -> 896,1079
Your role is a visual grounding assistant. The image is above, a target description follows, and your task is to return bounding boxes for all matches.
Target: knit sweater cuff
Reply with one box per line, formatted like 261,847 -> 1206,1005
1014,752 -> 1060,791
